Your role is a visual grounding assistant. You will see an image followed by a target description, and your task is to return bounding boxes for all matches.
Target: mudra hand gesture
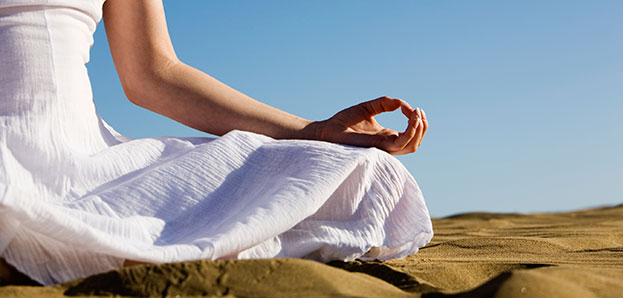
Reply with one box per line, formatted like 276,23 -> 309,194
318,96 -> 428,155
103,1 -> 428,156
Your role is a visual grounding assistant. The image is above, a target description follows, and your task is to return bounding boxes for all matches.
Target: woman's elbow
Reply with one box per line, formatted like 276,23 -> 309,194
120,77 -> 151,108
118,59 -> 180,109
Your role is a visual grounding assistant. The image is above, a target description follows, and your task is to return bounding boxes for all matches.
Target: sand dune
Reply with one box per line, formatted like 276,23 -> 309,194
2,205 -> 622,297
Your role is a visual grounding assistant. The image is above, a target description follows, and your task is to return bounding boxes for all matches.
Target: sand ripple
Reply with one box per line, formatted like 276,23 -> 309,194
2,205 -> 622,297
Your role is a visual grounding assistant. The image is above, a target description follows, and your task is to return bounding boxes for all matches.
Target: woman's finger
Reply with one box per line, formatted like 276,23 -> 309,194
413,117 -> 425,151
391,112 -> 419,152
335,96 -> 400,126
395,117 -> 424,155
360,96 -> 401,116
400,100 -> 415,118
418,109 -> 428,147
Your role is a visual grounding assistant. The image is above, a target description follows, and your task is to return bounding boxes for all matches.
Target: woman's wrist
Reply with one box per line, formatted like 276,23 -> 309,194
299,119 -> 327,142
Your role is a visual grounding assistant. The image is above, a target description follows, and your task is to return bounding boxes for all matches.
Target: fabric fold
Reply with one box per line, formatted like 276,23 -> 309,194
0,0 -> 433,286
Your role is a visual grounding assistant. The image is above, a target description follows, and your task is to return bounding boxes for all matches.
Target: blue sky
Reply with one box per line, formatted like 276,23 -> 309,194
89,1 -> 622,217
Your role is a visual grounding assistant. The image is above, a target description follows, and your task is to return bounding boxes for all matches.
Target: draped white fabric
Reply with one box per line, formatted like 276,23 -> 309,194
0,0 -> 433,285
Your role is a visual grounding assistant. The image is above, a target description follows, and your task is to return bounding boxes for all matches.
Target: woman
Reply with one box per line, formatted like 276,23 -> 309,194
0,0 -> 432,285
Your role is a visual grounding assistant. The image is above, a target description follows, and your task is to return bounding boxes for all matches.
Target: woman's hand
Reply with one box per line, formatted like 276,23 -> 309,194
103,2 -> 426,147
315,96 -> 428,155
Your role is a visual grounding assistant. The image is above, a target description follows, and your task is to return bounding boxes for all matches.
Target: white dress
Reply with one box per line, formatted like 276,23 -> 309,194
0,0 -> 433,286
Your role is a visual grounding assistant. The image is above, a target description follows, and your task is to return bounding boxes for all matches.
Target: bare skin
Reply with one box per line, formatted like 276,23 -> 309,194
103,0 -> 428,267
102,0 -> 428,155
0,1 -> 429,273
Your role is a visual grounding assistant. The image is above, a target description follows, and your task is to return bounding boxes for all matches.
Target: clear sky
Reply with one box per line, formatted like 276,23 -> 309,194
88,0 -> 623,217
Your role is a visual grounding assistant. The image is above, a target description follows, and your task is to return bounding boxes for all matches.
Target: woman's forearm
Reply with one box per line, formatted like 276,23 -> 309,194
103,0 -> 427,154
125,60 -> 319,140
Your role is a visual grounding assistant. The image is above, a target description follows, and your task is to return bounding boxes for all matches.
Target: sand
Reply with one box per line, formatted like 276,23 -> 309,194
1,204 -> 622,297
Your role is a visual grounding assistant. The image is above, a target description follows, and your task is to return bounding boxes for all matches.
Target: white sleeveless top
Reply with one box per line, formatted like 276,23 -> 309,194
0,0 -> 433,285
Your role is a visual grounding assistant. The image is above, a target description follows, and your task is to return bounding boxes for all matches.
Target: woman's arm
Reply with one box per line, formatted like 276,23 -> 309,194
102,0 -> 427,154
